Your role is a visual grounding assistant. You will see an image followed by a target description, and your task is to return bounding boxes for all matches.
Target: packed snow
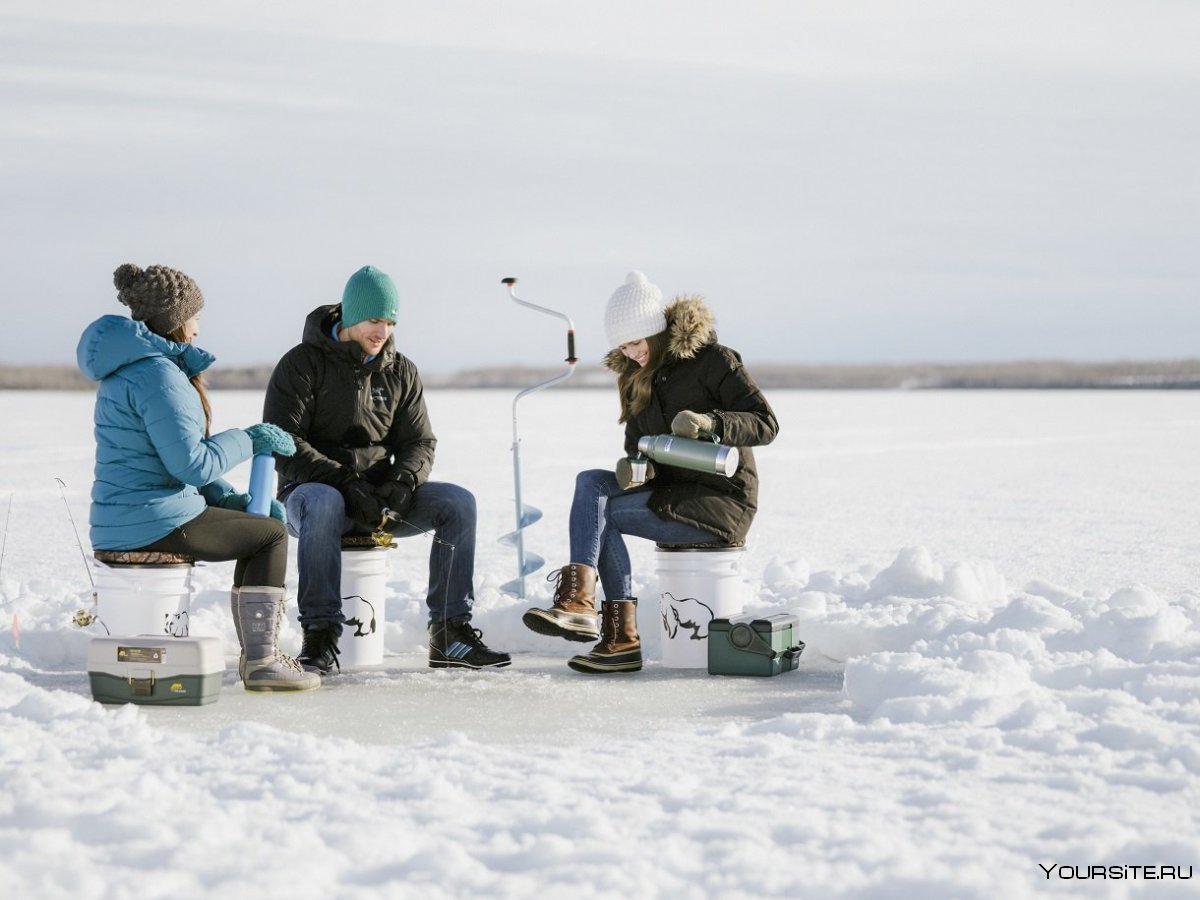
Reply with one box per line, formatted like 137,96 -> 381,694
1,388 -> 1198,899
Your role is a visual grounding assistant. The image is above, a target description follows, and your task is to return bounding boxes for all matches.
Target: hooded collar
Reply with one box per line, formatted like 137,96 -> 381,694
77,315 -> 214,382
301,304 -> 395,367
603,294 -> 716,374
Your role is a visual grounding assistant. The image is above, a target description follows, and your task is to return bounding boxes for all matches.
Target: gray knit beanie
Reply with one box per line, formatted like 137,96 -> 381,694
113,263 -> 205,336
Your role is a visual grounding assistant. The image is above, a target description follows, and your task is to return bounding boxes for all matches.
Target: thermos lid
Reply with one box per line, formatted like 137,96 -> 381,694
713,445 -> 739,477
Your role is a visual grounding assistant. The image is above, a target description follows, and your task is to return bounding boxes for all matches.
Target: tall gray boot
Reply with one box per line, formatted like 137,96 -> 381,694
237,585 -> 321,692
229,586 -> 246,681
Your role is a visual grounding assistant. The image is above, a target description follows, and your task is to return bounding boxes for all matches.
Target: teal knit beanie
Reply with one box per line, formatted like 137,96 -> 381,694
341,265 -> 399,327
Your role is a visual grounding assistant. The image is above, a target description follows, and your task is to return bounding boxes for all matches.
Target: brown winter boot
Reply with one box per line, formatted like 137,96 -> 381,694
568,598 -> 642,673
522,563 -> 600,642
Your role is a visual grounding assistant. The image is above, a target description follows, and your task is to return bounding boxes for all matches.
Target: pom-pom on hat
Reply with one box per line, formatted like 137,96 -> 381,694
341,265 -> 399,327
113,263 -> 204,336
604,271 -> 665,348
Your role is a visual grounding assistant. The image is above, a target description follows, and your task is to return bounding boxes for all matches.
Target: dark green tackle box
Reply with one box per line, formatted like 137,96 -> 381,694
88,635 -> 224,706
708,613 -> 805,676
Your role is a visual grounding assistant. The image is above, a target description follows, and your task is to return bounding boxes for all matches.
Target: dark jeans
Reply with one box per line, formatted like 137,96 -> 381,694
285,481 -> 478,628
569,468 -> 721,600
140,506 -> 289,587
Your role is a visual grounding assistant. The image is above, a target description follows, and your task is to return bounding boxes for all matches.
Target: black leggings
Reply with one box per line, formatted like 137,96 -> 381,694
140,506 -> 289,587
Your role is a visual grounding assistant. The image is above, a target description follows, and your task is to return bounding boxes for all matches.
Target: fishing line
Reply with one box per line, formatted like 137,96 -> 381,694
0,492 -> 11,587
1,493 -> 15,649
378,507 -> 457,630
55,477 -> 95,591
55,477 -> 102,629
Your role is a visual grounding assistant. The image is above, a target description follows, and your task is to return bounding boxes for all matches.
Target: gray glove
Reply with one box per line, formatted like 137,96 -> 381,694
616,456 -> 656,490
670,410 -> 716,440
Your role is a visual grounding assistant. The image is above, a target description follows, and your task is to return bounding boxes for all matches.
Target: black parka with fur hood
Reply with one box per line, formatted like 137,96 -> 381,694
604,295 -> 779,544
263,305 -> 436,497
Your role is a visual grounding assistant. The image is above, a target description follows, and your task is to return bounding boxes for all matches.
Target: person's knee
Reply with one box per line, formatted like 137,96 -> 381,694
576,468 -> 609,492
265,519 -> 288,545
443,483 -> 476,521
288,483 -> 346,534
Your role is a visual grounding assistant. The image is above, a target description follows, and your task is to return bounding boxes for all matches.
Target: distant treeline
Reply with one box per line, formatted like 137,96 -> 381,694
4,359 -> 1199,391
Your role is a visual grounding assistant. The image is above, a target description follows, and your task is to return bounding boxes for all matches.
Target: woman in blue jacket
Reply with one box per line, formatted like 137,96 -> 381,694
77,263 -> 318,692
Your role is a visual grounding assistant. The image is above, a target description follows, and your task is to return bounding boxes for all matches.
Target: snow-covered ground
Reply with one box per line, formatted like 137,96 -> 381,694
1,388 -> 1197,898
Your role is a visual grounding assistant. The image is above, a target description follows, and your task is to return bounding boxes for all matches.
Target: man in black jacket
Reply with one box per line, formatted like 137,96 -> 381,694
263,265 -> 509,673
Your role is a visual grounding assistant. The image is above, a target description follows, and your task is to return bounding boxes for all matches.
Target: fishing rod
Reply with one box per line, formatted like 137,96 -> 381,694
56,477 -> 102,629
0,493 -> 13,647
56,478 -> 95,593
0,493 -> 10,587
499,277 -> 577,598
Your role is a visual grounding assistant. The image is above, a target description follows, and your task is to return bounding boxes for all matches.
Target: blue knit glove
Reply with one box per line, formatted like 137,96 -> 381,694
244,423 -> 296,457
216,491 -> 287,523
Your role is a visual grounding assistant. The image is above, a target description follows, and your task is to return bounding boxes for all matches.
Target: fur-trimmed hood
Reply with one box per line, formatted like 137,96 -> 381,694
603,294 -> 716,373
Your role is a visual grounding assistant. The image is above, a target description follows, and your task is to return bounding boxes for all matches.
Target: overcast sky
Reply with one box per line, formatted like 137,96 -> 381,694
2,1 -> 1196,373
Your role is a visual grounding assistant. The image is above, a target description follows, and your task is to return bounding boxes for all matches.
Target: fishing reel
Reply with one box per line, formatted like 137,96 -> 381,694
370,508 -> 403,547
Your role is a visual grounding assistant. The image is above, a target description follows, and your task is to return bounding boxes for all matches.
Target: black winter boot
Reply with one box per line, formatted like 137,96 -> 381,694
297,621 -> 342,675
428,617 -> 511,669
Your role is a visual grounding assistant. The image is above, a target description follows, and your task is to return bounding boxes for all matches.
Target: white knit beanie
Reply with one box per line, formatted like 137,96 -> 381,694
604,271 -> 666,348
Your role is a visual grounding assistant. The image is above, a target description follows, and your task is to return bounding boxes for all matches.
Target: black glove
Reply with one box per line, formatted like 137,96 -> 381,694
376,480 -> 415,520
341,479 -> 384,529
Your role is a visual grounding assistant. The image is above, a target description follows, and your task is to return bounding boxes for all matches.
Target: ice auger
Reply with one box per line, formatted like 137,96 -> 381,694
499,277 -> 577,598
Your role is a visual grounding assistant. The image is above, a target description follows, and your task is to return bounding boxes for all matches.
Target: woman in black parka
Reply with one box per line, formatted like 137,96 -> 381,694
523,271 -> 779,673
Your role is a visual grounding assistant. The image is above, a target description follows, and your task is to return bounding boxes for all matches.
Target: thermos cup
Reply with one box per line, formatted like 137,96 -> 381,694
636,434 -> 740,477
247,454 -> 276,516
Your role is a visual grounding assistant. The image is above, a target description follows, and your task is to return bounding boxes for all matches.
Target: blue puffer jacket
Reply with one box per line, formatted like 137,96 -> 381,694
76,315 -> 253,549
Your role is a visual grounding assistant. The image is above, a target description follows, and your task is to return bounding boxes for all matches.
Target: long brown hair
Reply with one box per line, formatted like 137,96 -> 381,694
615,331 -> 669,423
162,323 -> 212,437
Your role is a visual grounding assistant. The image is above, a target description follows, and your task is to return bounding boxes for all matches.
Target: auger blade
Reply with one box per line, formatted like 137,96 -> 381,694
498,505 -> 542,546
500,550 -> 545,595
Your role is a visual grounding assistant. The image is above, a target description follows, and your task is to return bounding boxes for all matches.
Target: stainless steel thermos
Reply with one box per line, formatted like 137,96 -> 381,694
636,434 -> 740,477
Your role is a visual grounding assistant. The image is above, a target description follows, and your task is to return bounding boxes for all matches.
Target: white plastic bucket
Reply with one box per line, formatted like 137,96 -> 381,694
339,547 -> 389,669
93,562 -> 194,638
656,546 -> 748,668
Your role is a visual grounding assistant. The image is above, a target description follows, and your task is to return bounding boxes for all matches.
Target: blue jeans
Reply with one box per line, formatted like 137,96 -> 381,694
569,468 -> 720,601
286,481 -> 477,629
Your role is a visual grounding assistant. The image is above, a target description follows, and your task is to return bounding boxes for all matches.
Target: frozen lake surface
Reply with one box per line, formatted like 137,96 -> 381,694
1,389 -> 1197,898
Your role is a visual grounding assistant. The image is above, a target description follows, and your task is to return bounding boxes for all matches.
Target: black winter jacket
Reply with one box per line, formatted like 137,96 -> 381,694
604,295 -> 778,544
263,305 -> 436,496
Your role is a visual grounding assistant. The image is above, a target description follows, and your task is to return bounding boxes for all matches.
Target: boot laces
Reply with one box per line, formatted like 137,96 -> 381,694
275,652 -> 305,673
547,568 -> 578,602
448,619 -> 487,649
300,626 -> 341,672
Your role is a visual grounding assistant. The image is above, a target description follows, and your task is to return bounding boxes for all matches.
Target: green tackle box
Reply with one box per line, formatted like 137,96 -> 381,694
708,613 -> 805,677
88,635 -> 224,706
